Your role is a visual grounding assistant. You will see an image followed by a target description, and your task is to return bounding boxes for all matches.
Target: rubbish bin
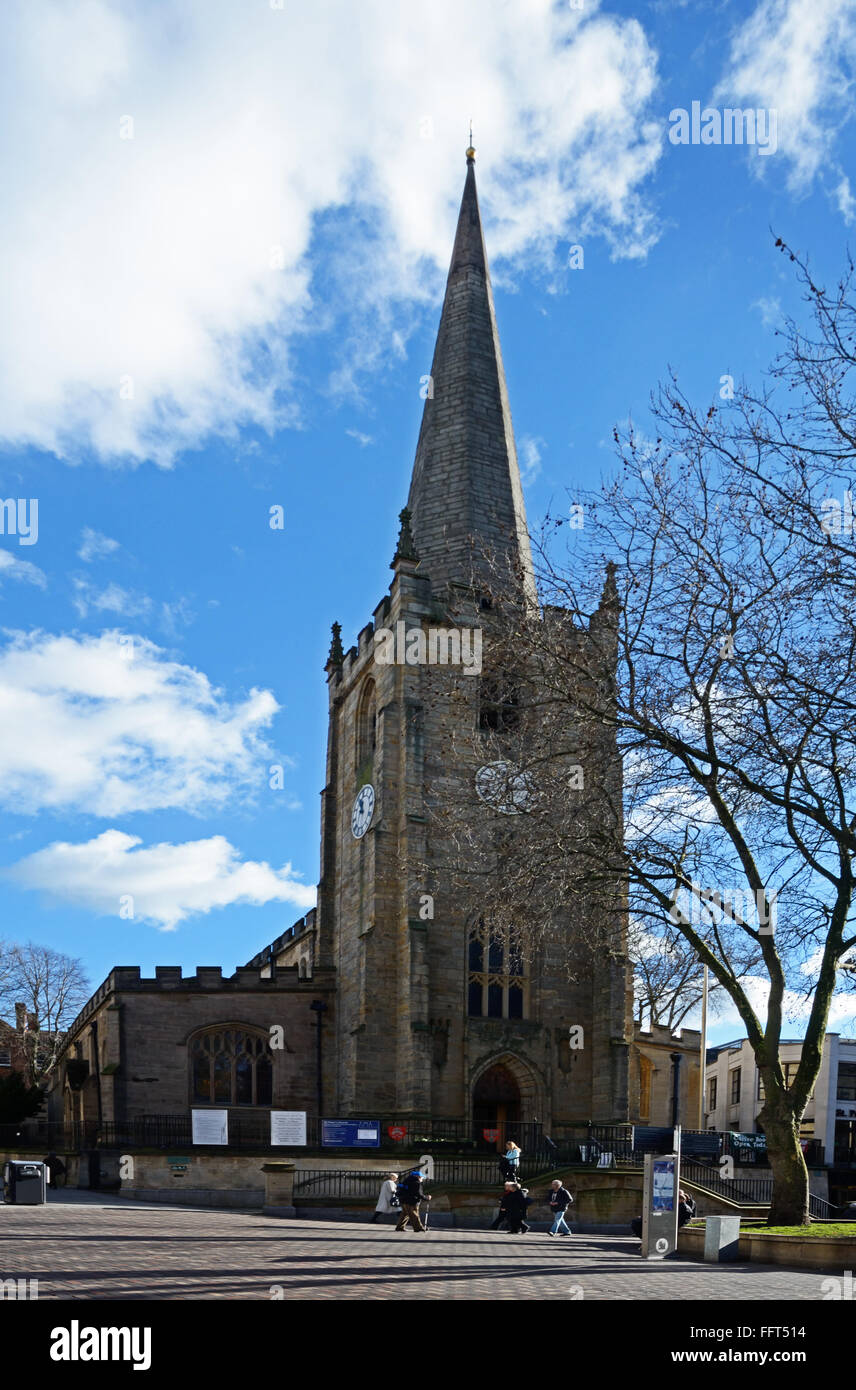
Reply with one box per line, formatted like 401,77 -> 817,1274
3,1160 -> 47,1205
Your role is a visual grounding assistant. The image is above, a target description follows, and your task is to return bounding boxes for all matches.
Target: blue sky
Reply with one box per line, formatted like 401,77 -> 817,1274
1,0 -> 855,1044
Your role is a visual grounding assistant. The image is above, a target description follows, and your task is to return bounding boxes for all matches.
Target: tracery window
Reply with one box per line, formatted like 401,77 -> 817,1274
190,1027 -> 273,1107
467,921 -> 527,1019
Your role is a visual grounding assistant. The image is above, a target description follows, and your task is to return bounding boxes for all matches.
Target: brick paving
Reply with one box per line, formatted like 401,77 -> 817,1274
0,1193 -> 836,1300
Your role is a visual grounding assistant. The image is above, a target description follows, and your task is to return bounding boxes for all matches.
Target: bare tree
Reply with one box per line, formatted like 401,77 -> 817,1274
630,921 -> 732,1032
0,942 -> 91,1084
428,240 -> 856,1226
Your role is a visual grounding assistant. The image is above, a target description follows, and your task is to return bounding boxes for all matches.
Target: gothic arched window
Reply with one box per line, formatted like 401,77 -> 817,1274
467,921 -> 527,1019
638,1054 -> 653,1121
356,678 -> 377,768
190,1026 -> 273,1107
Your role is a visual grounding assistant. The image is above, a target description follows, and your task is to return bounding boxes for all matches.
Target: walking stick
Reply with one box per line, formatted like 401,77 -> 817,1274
422,1196 -> 431,1230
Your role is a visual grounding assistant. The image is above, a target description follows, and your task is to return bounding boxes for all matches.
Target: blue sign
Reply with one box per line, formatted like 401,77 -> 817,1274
321,1119 -> 381,1148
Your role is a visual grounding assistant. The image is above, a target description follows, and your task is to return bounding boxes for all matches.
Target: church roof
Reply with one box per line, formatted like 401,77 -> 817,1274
406,151 -> 535,600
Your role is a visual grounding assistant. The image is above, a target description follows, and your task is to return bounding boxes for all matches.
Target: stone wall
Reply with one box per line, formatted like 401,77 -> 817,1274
46,964 -> 335,1131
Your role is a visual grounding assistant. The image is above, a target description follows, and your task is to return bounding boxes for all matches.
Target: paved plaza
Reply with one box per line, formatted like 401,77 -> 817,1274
0,1192 -> 836,1300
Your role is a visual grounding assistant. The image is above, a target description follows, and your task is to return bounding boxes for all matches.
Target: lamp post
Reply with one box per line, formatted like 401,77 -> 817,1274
698,964 -> 709,1130
669,1051 -> 683,1127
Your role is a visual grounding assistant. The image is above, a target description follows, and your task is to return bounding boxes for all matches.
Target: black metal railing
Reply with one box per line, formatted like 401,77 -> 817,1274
682,1159 -> 837,1220
0,1119 -> 97,1152
682,1159 -> 771,1207
292,1158 -> 556,1200
293,1169 -> 392,1199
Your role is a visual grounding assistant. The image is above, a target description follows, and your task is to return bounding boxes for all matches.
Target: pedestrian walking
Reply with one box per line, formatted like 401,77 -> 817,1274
500,1139 -> 522,1181
503,1182 -> 531,1234
490,1181 -> 517,1230
394,1168 -> 431,1232
370,1171 -> 399,1223
547,1179 -> 574,1236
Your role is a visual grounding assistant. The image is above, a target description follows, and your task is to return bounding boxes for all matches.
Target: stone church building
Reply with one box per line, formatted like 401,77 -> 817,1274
50,152 -> 641,1147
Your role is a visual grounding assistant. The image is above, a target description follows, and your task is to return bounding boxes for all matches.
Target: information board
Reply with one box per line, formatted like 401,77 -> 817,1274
321,1119 -> 380,1148
641,1150 -> 680,1259
270,1111 -> 307,1146
652,1158 -> 675,1211
191,1109 -> 228,1145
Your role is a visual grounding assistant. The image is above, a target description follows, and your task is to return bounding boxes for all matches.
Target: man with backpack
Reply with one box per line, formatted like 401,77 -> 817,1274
394,1168 -> 432,1232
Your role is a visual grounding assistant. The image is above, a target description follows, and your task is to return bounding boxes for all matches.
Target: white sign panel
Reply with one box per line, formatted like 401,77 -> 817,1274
191,1109 -> 229,1145
270,1111 -> 307,1147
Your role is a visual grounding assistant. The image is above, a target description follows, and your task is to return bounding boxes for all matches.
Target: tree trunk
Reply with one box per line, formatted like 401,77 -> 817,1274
759,1094 -> 810,1226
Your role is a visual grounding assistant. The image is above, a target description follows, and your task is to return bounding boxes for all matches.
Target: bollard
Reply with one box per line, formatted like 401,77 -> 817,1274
703,1215 -> 741,1262
261,1161 -> 297,1218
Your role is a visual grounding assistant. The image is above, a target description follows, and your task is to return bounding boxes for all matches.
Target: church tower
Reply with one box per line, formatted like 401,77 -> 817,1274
277,150 -> 633,1132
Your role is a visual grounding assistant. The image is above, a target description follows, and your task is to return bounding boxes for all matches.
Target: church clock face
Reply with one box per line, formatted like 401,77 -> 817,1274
351,783 -> 375,839
475,761 -> 533,816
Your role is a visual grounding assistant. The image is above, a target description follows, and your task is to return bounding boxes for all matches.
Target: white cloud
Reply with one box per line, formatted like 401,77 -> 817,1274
711,972 -> 856,1032
518,435 -> 544,486
836,174 -> 856,222
5,829 -> 315,932
70,580 -> 195,633
0,630 -> 278,815
752,295 -> 782,328
715,0 -> 856,194
71,578 -> 152,620
346,429 -> 374,448
77,528 -> 120,563
0,549 -> 46,589
0,0 -> 662,466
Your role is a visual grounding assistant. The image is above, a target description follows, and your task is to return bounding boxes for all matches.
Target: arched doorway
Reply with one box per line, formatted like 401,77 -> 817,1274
473,1062 -> 521,1149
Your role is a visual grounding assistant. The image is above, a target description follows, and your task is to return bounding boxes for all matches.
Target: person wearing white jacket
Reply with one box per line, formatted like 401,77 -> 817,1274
370,1172 -> 399,1223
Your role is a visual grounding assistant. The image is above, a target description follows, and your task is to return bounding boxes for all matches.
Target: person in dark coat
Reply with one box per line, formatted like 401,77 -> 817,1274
677,1190 -> 697,1227
502,1182 -> 531,1234
548,1179 -> 574,1236
394,1169 -> 431,1232
490,1182 -> 515,1230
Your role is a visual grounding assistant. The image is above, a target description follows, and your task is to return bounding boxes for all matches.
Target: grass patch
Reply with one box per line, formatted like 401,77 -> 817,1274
686,1220 -> 856,1237
746,1224 -> 856,1238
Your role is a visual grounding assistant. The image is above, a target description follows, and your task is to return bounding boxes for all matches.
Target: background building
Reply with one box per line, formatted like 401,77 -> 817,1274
704,1033 -> 856,1169
0,1005 -> 33,1080
632,1023 -> 701,1129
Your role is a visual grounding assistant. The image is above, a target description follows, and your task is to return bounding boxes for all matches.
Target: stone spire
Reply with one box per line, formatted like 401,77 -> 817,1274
391,505 -> 419,567
406,150 -> 536,601
326,621 -> 344,673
